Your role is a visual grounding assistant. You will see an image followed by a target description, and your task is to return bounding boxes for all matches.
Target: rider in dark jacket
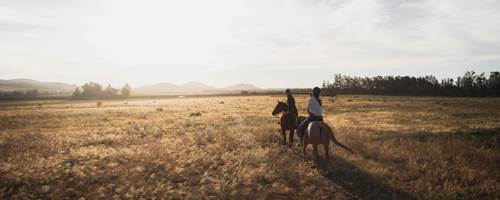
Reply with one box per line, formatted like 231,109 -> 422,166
285,89 -> 298,117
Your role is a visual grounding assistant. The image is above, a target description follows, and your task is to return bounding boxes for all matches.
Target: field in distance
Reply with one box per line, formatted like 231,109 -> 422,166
0,95 -> 499,199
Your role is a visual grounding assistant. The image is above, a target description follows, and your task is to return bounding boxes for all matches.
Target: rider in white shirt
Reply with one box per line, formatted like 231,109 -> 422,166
298,87 -> 324,137
307,95 -> 322,116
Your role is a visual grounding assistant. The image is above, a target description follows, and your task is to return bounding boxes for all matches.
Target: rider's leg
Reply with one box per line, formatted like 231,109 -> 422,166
298,115 -> 313,138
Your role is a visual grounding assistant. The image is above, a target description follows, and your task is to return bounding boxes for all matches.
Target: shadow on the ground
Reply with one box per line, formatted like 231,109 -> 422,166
317,127 -> 500,199
285,144 -> 415,200
370,127 -> 500,148
319,156 -> 416,200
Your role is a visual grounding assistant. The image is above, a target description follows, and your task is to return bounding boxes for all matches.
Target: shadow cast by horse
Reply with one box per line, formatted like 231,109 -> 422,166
320,155 -> 416,200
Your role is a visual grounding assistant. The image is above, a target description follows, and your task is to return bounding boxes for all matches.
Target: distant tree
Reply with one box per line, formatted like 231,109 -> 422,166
488,71 -> 500,96
104,84 -> 118,98
0,90 -> 33,100
81,82 -> 104,98
322,70 -> 499,97
121,84 -> 131,98
72,88 -> 82,99
475,72 -> 488,96
25,89 -> 39,98
68,82 -> 125,100
457,71 -> 476,96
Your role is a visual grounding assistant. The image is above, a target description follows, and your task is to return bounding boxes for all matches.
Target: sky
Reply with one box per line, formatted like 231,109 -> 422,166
1,0 -> 499,88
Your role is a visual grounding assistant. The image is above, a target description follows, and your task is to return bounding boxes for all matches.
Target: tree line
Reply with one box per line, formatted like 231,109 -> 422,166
0,89 -> 41,100
71,82 -> 131,99
321,71 -> 500,97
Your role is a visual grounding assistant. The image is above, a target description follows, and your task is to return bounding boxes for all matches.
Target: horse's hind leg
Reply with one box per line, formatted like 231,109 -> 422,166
288,130 -> 294,149
323,143 -> 330,163
313,144 -> 319,162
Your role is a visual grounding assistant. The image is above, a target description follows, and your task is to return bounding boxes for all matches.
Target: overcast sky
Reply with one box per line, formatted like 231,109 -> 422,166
1,0 -> 499,88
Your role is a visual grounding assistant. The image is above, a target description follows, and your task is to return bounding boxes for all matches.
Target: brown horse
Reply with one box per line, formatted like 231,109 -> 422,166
303,121 -> 354,162
272,101 -> 305,148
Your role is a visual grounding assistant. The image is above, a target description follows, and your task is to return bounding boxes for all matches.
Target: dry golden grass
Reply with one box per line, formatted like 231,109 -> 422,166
0,95 -> 499,199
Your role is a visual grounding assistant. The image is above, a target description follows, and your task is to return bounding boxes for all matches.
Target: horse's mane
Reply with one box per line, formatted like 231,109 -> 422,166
279,101 -> 289,110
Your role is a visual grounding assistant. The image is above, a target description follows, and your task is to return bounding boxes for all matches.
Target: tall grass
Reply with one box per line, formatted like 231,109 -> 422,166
0,96 -> 498,199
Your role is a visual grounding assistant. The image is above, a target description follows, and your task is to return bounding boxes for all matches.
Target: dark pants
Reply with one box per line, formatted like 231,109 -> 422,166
291,108 -> 298,117
298,114 -> 323,137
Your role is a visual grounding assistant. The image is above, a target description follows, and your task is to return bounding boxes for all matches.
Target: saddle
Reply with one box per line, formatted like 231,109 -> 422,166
309,120 -> 331,141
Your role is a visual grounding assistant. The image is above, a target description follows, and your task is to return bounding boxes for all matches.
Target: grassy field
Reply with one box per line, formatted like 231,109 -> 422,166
0,95 -> 499,199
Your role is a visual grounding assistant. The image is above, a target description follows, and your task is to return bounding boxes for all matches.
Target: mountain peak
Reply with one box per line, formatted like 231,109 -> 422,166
181,81 -> 214,89
224,83 -> 261,91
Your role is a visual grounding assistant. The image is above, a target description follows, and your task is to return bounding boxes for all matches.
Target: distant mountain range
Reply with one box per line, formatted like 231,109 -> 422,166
0,79 -> 262,95
0,79 -> 77,93
134,82 -> 261,94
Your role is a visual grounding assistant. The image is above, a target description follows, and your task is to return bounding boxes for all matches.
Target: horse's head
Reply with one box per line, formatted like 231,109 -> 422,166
272,100 -> 289,116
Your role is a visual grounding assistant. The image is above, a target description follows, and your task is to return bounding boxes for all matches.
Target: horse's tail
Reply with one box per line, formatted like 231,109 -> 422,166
323,123 -> 354,153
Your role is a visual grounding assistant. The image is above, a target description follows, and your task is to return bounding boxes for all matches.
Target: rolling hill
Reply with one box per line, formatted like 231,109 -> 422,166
0,79 -> 77,93
0,78 -> 262,95
134,82 -> 261,94
223,83 -> 261,91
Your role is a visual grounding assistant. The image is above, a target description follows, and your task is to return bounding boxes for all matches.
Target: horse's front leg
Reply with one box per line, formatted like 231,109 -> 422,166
281,129 -> 286,146
303,139 -> 308,158
297,129 -> 303,147
288,130 -> 294,149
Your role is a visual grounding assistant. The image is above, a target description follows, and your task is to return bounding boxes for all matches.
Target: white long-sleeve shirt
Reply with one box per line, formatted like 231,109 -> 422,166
307,97 -> 323,116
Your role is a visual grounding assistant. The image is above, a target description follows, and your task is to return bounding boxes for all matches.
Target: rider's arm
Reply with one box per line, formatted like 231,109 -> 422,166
306,98 -> 312,115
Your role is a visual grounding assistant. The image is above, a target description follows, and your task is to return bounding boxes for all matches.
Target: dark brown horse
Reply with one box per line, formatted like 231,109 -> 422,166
272,101 -> 305,148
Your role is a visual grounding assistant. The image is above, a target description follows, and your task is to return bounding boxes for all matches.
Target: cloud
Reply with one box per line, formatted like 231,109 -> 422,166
0,0 -> 499,87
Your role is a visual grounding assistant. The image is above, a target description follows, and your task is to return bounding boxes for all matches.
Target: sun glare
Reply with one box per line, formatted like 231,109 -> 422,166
82,0 -> 246,67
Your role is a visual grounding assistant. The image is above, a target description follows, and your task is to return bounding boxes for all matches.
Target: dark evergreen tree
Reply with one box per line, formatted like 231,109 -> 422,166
323,71 -> 500,97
